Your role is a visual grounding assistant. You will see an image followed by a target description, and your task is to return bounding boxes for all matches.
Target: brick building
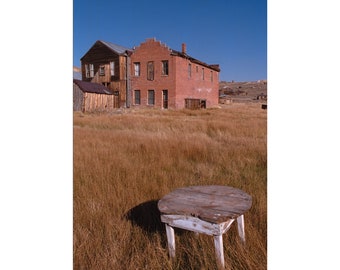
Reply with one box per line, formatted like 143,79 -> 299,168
80,38 -> 220,110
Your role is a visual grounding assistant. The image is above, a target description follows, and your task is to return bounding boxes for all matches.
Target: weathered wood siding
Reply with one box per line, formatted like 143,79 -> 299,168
73,84 -> 85,111
81,43 -> 128,108
83,92 -> 115,112
73,83 -> 115,112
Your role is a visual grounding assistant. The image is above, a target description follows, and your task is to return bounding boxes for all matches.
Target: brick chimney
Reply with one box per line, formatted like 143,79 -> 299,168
182,43 -> 186,54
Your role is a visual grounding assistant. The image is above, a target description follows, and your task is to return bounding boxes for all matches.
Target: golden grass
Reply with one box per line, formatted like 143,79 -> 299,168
74,104 -> 267,269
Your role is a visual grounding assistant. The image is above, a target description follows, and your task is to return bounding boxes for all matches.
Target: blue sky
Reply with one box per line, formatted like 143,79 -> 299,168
74,0 -> 267,82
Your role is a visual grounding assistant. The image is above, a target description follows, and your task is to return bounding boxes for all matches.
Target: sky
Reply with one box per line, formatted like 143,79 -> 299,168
73,0 -> 267,82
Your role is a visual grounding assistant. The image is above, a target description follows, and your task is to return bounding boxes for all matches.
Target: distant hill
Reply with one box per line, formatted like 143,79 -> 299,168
73,66 -> 82,80
219,80 -> 267,103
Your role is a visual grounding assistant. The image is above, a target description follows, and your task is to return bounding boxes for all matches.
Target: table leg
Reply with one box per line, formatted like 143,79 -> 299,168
165,224 -> 176,258
237,214 -> 245,244
214,234 -> 225,269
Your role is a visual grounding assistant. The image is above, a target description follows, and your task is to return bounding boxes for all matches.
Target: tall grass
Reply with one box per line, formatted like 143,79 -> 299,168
74,104 -> 267,269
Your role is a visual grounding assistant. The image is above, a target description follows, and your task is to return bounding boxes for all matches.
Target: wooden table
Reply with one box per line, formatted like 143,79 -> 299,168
158,185 -> 252,269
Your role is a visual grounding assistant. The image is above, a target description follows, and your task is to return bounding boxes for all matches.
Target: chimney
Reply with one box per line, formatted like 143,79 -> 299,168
182,43 -> 186,54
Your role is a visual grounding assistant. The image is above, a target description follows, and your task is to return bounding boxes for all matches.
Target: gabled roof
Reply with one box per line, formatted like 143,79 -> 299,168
81,40 -> 132,61
73,79 -> 113,95
99,40 -> 132,55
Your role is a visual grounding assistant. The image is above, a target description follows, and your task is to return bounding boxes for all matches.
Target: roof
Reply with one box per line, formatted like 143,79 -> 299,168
81,40 -> 132,61
171,49 -> 220,72
99,40 -> 132,55
73,79 -> 113,95
134,38 -> 220,72
80,39 -> 219,72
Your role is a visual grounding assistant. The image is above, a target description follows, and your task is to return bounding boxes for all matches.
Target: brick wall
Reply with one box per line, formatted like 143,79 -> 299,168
130,38 -> 219,109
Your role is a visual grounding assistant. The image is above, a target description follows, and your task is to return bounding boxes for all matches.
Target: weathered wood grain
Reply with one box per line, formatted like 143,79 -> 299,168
158,185 -> 252,223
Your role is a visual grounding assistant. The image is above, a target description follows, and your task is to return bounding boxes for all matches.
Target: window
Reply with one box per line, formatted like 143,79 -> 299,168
148,90 -> 155,105
110,61 -> 115,76
90,64 -> 94,77
196,66 -> 198,72
134,90 -> 141,105
134,62 -> 140,76
161,60 -> 169,75
188,63 -> 192,78
85,65 -> 89,78
147,61 -> 154,80
85,64 -> 94,78
202,68 -> 205,80
99,65 -> 105,76
210,71 -> 213,82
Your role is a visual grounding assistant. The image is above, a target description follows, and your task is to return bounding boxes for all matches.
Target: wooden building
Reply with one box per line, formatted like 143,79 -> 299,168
80,40 -> 132,108
73,79 -> 115,112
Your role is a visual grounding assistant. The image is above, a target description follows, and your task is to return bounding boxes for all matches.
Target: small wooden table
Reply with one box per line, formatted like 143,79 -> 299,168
158,185 -> 252,269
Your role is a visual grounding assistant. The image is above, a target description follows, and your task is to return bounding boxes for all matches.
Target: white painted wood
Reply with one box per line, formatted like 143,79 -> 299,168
165,224 -> 176,258
214,234 -> 225,269
237,214 -> 245,243
161,214 -> 234,236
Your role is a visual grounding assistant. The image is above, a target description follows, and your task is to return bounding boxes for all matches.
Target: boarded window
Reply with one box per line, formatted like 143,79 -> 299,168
134,62 -> 140,76
134,90 -> 140,105
210,71 -> 213,82
185,98 -> 206,109
147,61 -> 154,80
110,62 -> 115,76
148,90 -> 155,105
188,63 -> 192,78
161,60 -> 169,75
202,68 -> 204,80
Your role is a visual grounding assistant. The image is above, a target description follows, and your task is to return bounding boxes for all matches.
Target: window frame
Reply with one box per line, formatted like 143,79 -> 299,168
110,61 -> 115,76
99,65 -> 105,76
148,89 -> 155,105
85,64 -> 90,78
89,64 -> 94,77
134,90 -> 141,105
134,62 -> 140,77
161,60 -> 169,76
85,64 -> 94,78
147,61 -> 154,81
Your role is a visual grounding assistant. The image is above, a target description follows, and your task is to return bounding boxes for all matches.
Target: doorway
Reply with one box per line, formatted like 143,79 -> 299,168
162,90 -> 168,109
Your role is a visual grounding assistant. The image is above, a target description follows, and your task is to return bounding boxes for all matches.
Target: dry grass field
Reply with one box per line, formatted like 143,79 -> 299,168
74,103 -> 267,269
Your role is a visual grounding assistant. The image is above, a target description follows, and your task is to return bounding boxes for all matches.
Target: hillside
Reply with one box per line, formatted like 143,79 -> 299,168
219,80 -> 267,103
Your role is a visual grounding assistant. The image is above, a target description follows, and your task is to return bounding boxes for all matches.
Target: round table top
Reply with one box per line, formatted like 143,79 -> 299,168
158,185 -> 252,223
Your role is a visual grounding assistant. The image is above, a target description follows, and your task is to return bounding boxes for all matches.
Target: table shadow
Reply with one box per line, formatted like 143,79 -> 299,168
125,200 -> 165,234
